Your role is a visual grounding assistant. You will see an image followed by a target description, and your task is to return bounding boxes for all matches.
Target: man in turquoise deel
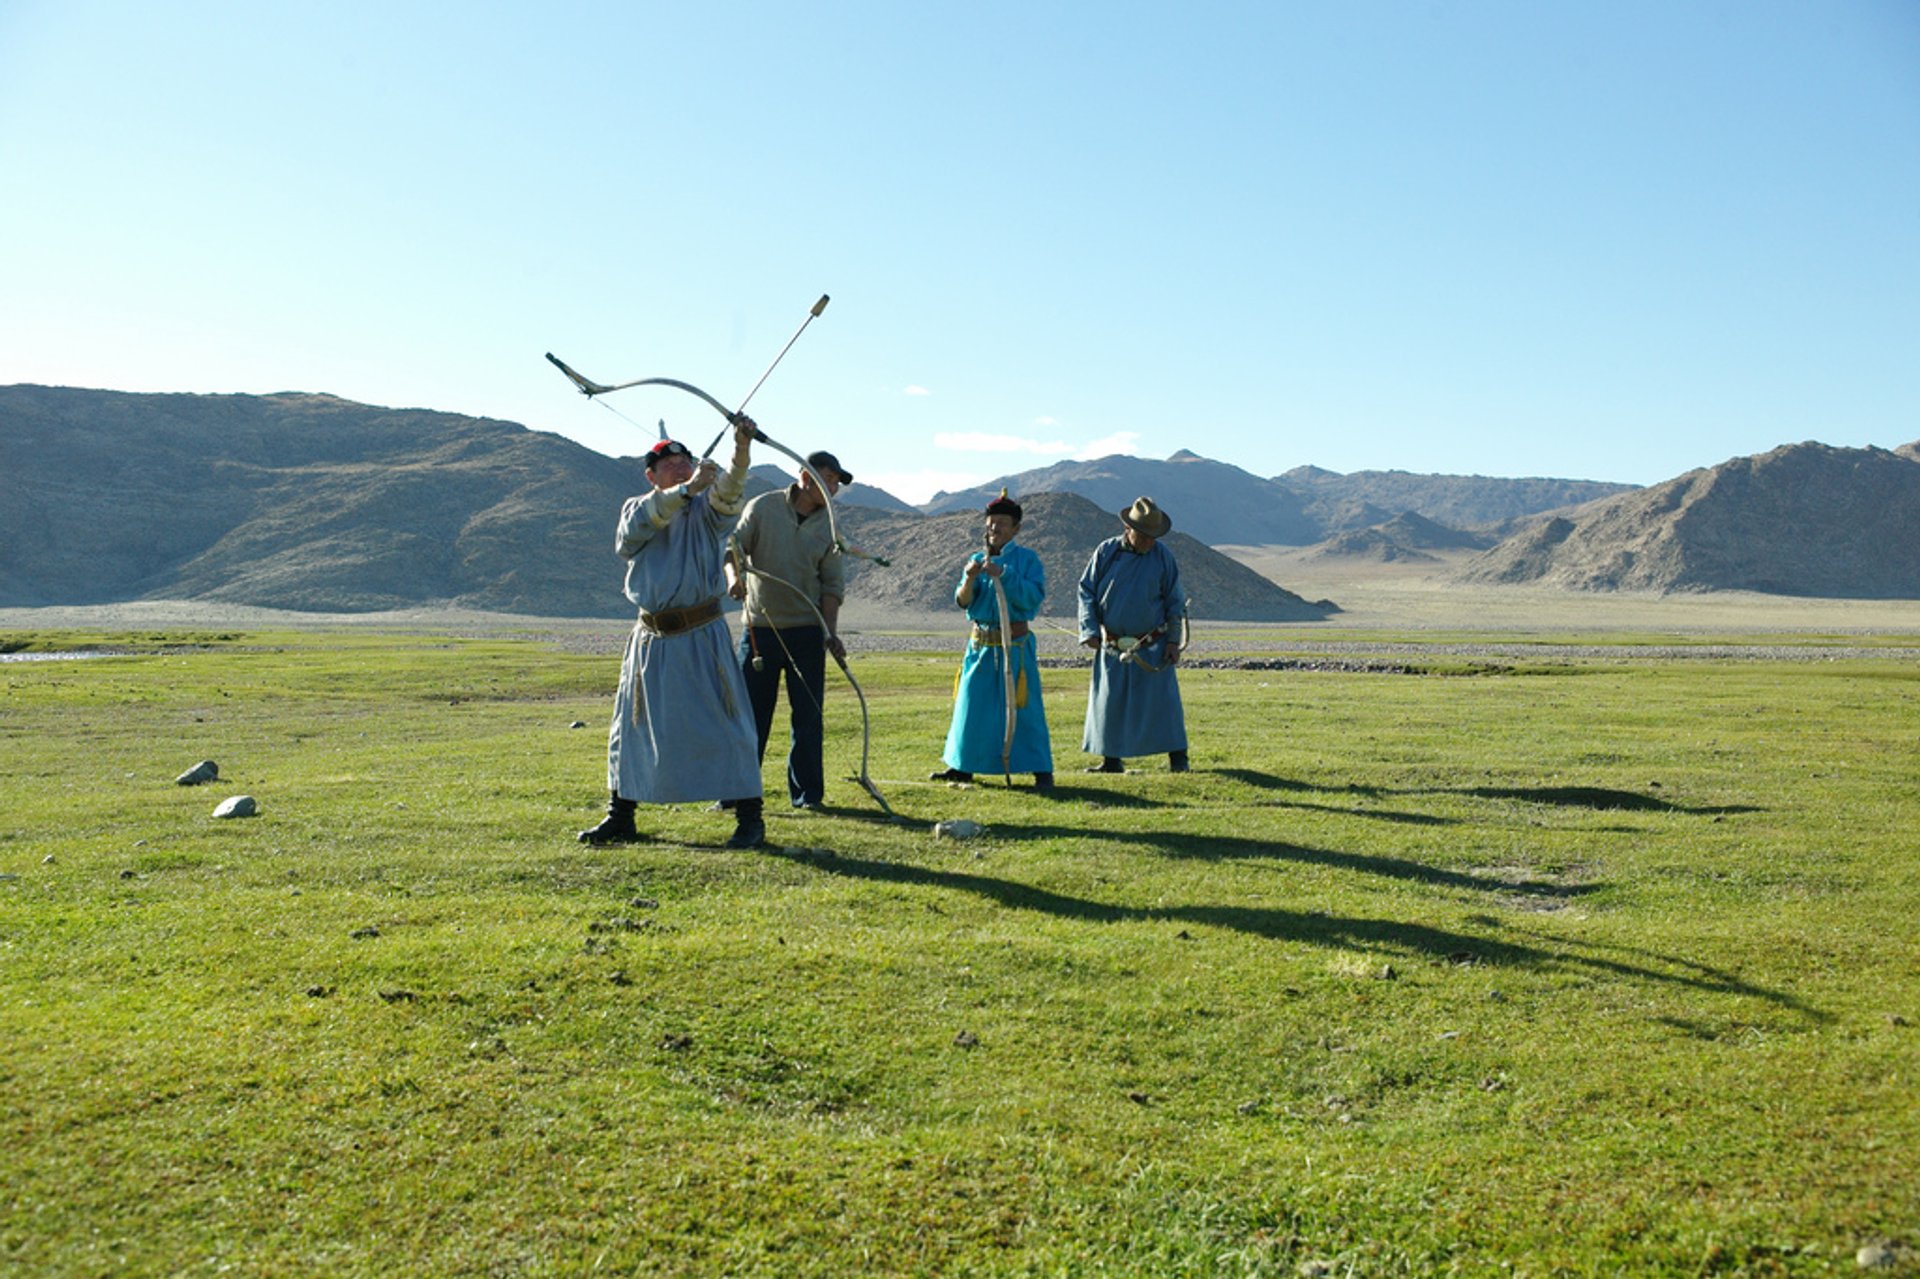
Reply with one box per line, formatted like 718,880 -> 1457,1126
930,490 -> 1055,789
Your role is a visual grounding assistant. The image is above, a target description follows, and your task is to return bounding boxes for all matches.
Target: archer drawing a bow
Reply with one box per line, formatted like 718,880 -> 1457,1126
545,294 -> 890,566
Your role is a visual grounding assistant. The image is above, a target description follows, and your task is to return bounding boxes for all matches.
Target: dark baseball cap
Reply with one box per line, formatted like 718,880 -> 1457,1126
806,450 -> 853,484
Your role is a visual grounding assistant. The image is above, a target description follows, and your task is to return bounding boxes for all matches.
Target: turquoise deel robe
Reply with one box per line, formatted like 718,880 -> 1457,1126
1078,536 -> 1188,758
941,541 -> 1054,776
607,478 -> 762,805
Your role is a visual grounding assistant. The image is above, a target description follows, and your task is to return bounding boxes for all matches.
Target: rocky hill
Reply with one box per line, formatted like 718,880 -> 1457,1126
9,386 -> 1911,609
1301,529 -> 1441,564
0,386 -> 854,615
0,386 -> 1332,618
923,451 -> 1321,546
1275,466 -> 1638,532
926,452 -> 1634,546
0,386 -> 639,613
1457,442 -> 1920,596
1298,510 -> 1496,563
837,492 -> 1335,621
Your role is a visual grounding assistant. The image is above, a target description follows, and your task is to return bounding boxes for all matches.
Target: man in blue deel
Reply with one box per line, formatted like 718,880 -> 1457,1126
578,419 -> 767,849
1078,496 -> 1190,774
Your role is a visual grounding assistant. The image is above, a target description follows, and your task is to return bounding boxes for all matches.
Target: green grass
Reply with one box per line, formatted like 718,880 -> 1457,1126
2,630 -> 1917,1276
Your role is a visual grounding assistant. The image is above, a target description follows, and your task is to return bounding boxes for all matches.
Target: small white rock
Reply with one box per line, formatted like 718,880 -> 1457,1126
175,760 -> 219,786
212,795 -> 258,819
933,819 -> 983,840
1857,1242 -> 1898,1269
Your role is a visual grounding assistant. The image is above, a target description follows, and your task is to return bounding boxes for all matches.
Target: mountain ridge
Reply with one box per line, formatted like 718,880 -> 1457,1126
1457,441 -> 1920,596
7,385 -> 1914,610
0,386 -> 1332,618
927,452 -> 1636,545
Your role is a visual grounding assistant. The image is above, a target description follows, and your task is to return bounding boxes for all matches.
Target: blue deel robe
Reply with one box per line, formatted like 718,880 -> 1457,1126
941,541 -> 1054,776
606,484 -> 762,805
1078,536 -> 1188,758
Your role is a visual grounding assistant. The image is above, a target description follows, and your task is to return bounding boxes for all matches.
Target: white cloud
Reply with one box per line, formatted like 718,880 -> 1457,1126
1073,431 -> 1143,460
858,468 -> 986,506
1034,415 -> 1058,427
903,385 -> 932,396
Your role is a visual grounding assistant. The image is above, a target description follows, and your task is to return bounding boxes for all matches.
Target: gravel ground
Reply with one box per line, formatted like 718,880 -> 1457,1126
6,602 -> 1917,667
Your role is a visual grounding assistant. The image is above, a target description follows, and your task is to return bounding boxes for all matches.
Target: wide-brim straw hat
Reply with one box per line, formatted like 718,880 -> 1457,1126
1120,496 -> 1172,538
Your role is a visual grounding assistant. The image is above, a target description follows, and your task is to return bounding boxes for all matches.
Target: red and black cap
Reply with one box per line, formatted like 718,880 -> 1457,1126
645,439 -> 694,471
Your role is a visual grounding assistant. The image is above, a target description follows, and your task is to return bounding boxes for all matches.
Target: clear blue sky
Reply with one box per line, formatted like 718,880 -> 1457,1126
4,1 -> 1916,504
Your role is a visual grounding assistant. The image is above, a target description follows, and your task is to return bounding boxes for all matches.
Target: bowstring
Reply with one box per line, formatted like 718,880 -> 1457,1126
592,397 -> 655,435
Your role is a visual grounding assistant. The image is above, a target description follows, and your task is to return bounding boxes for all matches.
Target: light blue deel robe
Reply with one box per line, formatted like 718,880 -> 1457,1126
1078,536 -> 1188,758
606,480 -> 762,805
941,541 -> 1054,776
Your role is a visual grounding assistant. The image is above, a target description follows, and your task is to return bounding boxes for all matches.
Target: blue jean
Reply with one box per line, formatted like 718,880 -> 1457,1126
737,623 -> 827,806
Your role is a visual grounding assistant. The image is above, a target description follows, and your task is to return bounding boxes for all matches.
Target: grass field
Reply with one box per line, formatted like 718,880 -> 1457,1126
3,607 -> 1918,1276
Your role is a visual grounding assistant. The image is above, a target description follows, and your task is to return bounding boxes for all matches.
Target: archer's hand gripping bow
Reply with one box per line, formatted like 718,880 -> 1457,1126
545,294 -> 889,566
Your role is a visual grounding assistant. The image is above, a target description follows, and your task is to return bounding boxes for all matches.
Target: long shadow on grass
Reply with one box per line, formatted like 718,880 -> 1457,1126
773,849 -> 1820,1017
1449,785 -> 1763,816
1207,769 -> 1451,825
1214,770 -> 1763,818
985,823 -> 1590,899
1216,768 -> 1383,798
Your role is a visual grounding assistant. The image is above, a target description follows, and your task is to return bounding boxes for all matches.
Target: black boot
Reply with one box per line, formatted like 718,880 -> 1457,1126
578,793 -> 642,845
1032,772 -> 1054,791
725,797 -> 765,849
1169,751 -> 1190,773
1087,757 -> 1124,774
929,767 -> 974,783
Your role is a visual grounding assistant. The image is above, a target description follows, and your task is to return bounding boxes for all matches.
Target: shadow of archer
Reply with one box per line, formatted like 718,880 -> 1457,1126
1449,785 -> 1763,816
1211,769 -> 1763,817
770,847 -> 1822,1021
1188,769 -> 1451,826
979,821 -> 1594,900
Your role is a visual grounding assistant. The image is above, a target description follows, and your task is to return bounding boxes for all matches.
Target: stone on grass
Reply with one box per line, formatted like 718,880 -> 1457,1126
1856,1242 -> 1899,1269
175,760 -> 219,786
211,795 -> 257,819
934,819 -> 983,840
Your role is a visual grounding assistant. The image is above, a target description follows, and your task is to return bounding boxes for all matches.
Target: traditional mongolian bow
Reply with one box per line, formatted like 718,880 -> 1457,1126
545,294 -> 889,565
548,296 -> 895,816
726,541 -> 897,820
985,511 -> 1016,785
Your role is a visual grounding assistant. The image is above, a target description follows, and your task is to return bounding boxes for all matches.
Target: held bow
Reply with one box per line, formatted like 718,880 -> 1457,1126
726,535 -> 897,819
985,536 -> 1017,786
545,294 -> 890,566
